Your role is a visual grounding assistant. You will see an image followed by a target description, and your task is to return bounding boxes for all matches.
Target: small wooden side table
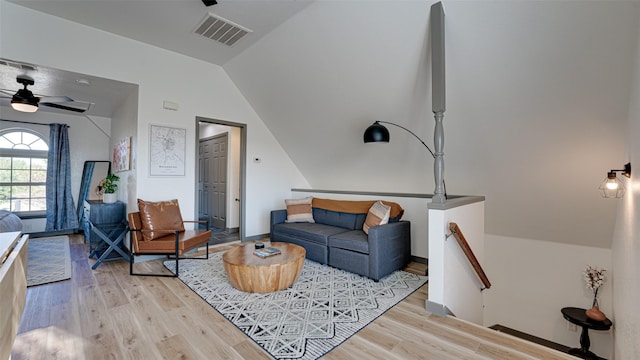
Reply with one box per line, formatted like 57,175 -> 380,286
223,242 -> 305,293
561,307 -> 612,360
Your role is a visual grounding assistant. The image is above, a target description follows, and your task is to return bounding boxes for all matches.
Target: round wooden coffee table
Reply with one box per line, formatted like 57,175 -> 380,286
222,242 -> 306,293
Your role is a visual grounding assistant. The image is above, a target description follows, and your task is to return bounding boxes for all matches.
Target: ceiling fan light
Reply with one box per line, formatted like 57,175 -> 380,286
11,99 -> 38,113
11,87 -> 39,113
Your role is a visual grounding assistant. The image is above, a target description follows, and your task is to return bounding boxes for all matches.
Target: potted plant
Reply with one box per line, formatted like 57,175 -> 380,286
99,173 -> 120,203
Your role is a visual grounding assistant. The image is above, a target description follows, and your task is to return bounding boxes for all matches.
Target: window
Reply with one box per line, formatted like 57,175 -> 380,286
0,129 -> 48,214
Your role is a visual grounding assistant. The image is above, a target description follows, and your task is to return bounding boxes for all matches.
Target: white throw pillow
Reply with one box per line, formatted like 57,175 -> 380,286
363,200 -> 391,234
285,197 -> 315,223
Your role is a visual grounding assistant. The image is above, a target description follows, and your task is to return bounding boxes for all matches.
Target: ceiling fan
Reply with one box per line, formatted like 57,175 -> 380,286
0,76 -> 87,113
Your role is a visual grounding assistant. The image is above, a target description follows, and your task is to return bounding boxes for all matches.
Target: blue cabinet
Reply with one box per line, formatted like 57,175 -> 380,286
83,200 -> 129,268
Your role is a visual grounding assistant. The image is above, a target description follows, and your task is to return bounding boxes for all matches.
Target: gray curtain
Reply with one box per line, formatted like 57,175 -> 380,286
45,124 -> 79,231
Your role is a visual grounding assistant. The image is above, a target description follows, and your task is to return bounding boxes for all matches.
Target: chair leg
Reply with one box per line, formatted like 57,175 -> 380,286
129,234 -> 179,277
130,233 -> 134,276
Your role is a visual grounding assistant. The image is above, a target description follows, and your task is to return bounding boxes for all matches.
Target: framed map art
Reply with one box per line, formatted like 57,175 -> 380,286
149,124 -> 186,176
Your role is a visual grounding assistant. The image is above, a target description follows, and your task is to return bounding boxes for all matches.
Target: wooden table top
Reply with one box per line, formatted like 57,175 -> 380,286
561,307 -> 612,330
222,242 -> 305,267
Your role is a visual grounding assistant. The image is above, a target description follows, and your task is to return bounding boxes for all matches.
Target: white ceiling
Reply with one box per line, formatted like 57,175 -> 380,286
1,0 -> 638,249
6,0 -> 312,66
1,0 -> 311,117
0,58 -> 137,117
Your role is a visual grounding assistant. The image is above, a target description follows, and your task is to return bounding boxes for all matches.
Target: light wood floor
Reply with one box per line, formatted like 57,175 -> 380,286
12,234 -> 576,359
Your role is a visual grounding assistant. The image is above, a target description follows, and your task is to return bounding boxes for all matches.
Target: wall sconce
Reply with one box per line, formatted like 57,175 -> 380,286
598,163 -> 631,198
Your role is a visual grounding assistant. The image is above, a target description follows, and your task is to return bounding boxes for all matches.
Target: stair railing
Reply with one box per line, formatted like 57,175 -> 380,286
448,222 -> 491,291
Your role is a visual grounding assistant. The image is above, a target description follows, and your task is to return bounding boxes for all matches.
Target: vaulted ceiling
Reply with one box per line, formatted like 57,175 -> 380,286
2,0 -> 639,248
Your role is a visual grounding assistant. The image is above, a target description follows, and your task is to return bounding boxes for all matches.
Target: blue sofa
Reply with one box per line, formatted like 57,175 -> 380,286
270,201 -> 411,281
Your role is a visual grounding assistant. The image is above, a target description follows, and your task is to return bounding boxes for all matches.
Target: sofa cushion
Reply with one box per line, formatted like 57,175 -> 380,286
328,230 -> 369,253
312,208 -> 366,230
137,199 -> 185,241
312,198 -> 404,220
363,200 -> 391,234
273,222 -> 347,245
0,210 -> 23,232
285,197 -> 315,223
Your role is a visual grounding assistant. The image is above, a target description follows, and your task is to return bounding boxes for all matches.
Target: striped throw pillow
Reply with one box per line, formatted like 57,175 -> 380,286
285,197 -> 315,223
363,200 -> 391,234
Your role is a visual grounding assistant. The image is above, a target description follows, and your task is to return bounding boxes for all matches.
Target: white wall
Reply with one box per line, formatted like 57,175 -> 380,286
484,234 -> 613,358
0,110 -> 110,232
428,199 -> 485,325
225,1 -> 638,250
0,1 -> 310,238
292,190 -> 430,258
109,89 -> 138,215
611,4 -> 640,358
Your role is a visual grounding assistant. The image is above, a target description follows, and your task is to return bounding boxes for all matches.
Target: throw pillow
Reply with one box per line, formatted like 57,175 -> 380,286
285,197 -> 315,223
363,200 -> 391,234
137,198 -> 185,241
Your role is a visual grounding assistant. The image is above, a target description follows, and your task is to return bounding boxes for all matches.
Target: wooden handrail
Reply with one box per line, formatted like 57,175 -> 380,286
448,222 -> 491,290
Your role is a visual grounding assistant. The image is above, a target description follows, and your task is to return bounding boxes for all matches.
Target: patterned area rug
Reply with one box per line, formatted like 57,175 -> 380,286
164,252 -> 427,360
26,236 -> 72,287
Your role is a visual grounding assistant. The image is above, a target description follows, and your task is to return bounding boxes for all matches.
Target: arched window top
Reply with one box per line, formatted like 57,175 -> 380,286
0,129 -> 48,151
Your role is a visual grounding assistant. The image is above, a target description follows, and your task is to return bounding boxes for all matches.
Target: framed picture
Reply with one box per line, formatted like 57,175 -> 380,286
149,124 -> 186,176
113,136 -> 131,172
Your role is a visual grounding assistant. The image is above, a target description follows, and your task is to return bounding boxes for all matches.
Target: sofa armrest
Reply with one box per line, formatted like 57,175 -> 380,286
367,221 -> 411,281
270,209 -> 287,239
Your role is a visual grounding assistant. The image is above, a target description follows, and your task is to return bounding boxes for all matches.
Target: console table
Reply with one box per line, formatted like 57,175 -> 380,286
83,200 -> 129,269
0,231 -> 29,360
561,306 -> 612,360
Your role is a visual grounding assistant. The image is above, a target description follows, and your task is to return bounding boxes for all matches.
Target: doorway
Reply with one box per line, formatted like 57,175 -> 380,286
195,117 -> 246,244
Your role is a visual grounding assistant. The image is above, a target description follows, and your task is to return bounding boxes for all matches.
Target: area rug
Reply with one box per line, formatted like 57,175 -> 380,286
164,252 -> 427,360
26,236 -> 72,287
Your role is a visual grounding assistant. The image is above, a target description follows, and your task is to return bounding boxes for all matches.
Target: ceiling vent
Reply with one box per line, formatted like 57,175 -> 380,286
193,13 -> 252,47
0,58 -> 37,72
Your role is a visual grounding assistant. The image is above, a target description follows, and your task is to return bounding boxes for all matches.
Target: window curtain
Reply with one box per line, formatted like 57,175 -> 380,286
46,124 -> 79,231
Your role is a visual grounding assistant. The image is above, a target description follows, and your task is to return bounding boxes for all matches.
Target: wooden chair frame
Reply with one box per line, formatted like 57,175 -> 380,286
129,219 -> 211,277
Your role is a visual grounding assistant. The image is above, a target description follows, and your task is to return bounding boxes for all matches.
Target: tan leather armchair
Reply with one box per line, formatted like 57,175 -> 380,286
128,199 -> 212,277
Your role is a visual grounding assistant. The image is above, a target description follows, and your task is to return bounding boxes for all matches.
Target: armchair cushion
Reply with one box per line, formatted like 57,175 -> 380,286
137,198 -> 185,241
135,230 -> 211,255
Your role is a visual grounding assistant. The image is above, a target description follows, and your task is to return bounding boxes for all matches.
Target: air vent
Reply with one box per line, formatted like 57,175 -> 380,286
0,58 -> 37,72
193,13 -> 252,47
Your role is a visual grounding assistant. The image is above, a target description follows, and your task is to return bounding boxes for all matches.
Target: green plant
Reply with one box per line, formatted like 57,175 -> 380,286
100,173 -> 120,194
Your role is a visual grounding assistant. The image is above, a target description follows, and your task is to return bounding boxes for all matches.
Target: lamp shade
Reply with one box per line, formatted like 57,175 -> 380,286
363,122 -> 390,143
11,88 -> 38,113
598,173 -> 626,198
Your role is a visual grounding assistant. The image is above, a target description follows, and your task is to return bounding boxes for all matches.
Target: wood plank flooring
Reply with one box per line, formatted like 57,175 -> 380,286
12,235 -> 576,359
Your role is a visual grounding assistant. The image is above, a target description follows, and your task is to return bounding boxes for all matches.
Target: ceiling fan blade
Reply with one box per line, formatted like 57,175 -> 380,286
38,96 -> 73,103
0,98 -> 11,106
0,89 -> 15,96
40,102 -> 86,113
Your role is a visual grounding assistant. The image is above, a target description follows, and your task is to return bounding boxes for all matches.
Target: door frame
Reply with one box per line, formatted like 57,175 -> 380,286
199,132 -> 228,230
195,116 -> 247,241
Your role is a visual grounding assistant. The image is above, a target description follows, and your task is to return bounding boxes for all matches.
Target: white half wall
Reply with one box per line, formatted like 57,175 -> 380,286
483,234 -> 613,358
427,198 -> 485,325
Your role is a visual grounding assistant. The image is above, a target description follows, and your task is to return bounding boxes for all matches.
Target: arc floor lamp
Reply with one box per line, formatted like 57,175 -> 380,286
364,2 -> 447,203
364,120 -> 446,200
